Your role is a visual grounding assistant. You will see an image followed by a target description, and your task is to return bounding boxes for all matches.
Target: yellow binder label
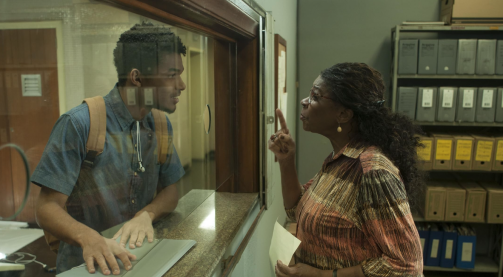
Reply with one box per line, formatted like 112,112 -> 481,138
418,141 -> 432,161
436,139 -> 452,160
475,141 -> 494,162
455,140 -> 472,161
495,140 -> 503,161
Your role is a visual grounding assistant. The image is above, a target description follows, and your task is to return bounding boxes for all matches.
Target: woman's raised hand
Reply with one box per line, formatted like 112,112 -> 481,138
268,109 -> 296,161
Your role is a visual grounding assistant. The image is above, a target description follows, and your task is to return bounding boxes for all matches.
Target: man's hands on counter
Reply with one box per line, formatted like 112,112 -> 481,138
113,211 -> 155,249
81,232 -> 136,275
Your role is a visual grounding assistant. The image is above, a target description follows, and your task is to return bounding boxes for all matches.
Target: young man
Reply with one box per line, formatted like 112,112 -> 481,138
33,23 -> 186,275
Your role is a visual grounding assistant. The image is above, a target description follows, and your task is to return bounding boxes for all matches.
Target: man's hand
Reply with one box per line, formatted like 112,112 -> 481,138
81,233 -> 136,275
268,109 -> 296,161
275,261 -> 332,277
113,211 -> 154,249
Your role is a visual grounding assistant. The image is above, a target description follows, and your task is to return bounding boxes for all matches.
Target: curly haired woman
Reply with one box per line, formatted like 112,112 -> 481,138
270,63 -> 424,277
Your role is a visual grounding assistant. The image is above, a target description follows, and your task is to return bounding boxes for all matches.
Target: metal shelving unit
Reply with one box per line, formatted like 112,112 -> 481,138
390,25 -> 503,113
414,121 -> 503,127
390,25 -> 503,277
398,75 -> 503,80
424,256 -> 499,273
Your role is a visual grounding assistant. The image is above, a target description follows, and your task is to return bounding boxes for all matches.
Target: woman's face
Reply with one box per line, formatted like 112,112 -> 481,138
300,75 -> 344,135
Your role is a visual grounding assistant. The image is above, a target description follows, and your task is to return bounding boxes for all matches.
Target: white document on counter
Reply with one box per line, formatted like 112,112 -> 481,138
0,228 -> 44,255
269,220 -> 301,268
57,237 -> 196,277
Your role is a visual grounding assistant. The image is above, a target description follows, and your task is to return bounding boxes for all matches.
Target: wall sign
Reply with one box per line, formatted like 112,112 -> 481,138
21,74 -> 42,97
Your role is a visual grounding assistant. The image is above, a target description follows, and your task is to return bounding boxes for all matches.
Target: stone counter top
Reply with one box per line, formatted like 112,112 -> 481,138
154,191 -> 259,277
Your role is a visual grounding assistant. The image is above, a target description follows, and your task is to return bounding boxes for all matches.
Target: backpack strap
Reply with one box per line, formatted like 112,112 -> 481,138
151,108 -> 168,164
43,97 -> 106,253
82,96 -> 107,167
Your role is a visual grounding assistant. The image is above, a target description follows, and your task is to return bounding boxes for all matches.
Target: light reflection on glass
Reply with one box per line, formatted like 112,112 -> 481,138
198,209 -> 215,230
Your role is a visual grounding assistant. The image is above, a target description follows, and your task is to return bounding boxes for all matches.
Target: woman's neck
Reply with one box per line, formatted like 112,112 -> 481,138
329,135 -> 351,155
325,123 -> 356,155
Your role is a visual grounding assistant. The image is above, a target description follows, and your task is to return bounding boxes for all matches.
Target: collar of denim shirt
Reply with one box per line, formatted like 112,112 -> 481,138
108,84 -> 153,132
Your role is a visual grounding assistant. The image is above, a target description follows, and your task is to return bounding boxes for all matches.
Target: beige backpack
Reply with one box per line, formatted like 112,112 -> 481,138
43,96 -> 169,252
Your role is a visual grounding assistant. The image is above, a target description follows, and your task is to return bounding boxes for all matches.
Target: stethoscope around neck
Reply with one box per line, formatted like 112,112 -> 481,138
136,121 -> 145,173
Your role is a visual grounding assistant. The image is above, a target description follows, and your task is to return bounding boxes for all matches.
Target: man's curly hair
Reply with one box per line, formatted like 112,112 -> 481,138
113,22 -> 187,85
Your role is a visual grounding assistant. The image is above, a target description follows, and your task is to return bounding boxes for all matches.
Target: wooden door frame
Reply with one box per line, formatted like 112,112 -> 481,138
0,21 -> 66,115
97,0 -> 262,193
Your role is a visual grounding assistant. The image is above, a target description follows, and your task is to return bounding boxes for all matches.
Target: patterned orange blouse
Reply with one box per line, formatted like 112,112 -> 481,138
286,139 -> 423,277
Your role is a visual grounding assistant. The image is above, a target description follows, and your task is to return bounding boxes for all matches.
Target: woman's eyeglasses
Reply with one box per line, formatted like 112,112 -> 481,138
308,91 -> 332,105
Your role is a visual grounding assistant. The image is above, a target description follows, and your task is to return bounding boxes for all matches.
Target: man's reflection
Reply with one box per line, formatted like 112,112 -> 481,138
32,22 -> 186,275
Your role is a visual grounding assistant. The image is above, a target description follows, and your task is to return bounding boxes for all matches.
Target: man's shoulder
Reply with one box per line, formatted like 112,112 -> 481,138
62,103 -> 91,129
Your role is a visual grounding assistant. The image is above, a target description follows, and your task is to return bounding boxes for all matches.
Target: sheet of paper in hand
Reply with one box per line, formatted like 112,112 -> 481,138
57,236 -> 195,277
269,220 -> 301,269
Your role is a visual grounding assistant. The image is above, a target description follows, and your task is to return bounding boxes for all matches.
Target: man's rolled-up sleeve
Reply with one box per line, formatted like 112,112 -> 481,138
31,114 -> 87,196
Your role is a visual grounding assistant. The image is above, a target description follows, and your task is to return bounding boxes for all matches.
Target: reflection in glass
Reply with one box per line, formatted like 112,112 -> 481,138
204,104 -> 212,135
198,209 -> 216,230
1,0 -> 216,274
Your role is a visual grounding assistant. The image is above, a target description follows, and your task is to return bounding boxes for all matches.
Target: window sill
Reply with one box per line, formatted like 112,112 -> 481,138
154,191 -> 259,277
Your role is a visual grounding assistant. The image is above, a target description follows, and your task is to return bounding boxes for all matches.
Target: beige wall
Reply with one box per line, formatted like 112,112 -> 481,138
230,0 -> 298,276
297,0 -> 440,184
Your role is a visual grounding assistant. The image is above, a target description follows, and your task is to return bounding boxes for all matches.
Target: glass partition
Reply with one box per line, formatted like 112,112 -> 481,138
0,0 -> 216,225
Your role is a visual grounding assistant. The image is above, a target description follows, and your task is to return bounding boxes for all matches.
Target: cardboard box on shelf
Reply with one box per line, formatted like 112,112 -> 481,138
437,87 -> 458,122
456,87 -> 477,122
479,182 -> 503,224
440,0 -> 503,25
455,224 -> 476,270
496,88 -> 503,122
415,223 -> 430,265
437,40 -> 458,75
418,40 -> 438,75
459,182 -> 487,223
398,40 -> 418,75
417,135 -> 434,171
444,182 -> 466,221
472,135 -> 495,171
493,136 -> 503,171
425,223 -> 443,267
432,134 -> 454,170
397,87 -> 418,120
476,40 -> 497,75
453,135 -> 474,171
456,39 -> 477,75
439,223 -> 457,268
497,41 -> 503,75
475,87 -> 497,123
416,87 -> 438,122
421,182 -> 446,221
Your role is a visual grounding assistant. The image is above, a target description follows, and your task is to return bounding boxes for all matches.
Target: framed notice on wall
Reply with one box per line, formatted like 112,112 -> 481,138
275,34 -> 287,133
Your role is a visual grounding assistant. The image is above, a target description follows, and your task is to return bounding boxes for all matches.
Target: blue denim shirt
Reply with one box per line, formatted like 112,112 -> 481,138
31,85 -> 185,273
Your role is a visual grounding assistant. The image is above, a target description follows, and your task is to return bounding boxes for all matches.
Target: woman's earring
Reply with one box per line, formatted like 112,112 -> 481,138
337,122 -> 342,133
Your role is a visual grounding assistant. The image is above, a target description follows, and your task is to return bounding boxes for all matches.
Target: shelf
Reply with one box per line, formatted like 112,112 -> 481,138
423,170 -> 502,173
414,121 -> 503,127
412,211 -> 503,224
398,74 -> 503,80
423,256 -> 499,272
393,25 -> 503,32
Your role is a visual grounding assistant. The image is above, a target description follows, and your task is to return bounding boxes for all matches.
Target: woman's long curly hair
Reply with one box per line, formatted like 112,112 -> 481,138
321,62 -> 425,207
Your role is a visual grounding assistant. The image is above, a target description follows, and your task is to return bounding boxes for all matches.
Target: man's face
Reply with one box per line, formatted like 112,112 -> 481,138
143,53 -> 185,114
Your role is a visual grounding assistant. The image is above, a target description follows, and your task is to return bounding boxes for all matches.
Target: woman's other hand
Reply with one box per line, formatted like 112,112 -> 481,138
275,261 -> 332,277
268,109 -> 296,161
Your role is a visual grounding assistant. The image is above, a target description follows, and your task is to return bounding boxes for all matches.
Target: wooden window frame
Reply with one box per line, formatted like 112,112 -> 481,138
98,0 -> 261,193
